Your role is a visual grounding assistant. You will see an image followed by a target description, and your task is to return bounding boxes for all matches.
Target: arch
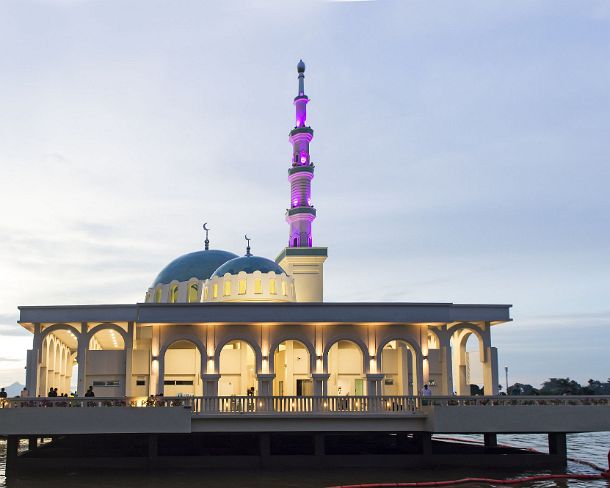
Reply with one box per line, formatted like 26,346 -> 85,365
213,336 -> 262,373
376,337 -> 423,396
169,284 -> 179,303
86,323 -> 129,344
271,339 -> 314,396
376,336 -> 423,364
187,282 -> 199,303
449,323 -> 488,395
269,337 -> 316,373
217,339 -> 259,396
161,338 -> 203,396
448,323 -> 487,350
159,335 -> 206,360
323,336 -> 369,373
325,339 -> 367,396
39,323 -> 81,344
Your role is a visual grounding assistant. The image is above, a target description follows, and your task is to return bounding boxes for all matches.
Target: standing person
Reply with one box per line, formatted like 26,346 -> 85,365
47,387 -> 54,397
0,387 -> 7,399
20,387 -> 29,397
420,384 -> 432,406
84,386 -> 95,397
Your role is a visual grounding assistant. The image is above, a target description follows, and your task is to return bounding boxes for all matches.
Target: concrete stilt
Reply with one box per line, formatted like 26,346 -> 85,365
6,436 -> 19,474
28,436 -> 38,451
314,433 -> 325,456
259,433 -> 271,467
484,433 -> 498,448
148,434 -> 158,459
548,432 -> 567,465
417,432 -> 433,456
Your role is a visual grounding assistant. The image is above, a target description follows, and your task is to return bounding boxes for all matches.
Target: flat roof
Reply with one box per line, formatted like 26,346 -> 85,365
18,302 -> 512,327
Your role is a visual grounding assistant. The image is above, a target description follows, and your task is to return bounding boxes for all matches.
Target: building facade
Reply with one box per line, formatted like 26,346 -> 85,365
18,62 -> 511,399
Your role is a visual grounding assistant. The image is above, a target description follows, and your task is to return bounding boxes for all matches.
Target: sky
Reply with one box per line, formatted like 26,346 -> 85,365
0,0 -> 609,388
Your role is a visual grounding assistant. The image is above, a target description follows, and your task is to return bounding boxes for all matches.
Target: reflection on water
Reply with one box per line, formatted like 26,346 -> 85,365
1,432 -> 609,488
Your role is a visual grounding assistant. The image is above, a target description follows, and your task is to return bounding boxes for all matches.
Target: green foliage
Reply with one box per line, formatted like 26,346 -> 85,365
506,377 -> 610,395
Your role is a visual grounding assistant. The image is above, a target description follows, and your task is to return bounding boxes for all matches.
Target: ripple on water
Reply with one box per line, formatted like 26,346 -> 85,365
1,433 -> 608,488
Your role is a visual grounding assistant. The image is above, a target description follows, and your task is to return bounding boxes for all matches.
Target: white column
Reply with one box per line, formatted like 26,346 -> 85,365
124,322 -> 135,397
27,324 -> 42,395
77,323 -> 88,396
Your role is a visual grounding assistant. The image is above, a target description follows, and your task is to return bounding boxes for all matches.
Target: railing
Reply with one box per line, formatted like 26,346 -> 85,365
1,395 -> 609,414
191,395 -> 419,414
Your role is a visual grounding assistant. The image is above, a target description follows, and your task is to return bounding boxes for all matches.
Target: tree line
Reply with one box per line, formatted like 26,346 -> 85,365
506,377 -> 610,396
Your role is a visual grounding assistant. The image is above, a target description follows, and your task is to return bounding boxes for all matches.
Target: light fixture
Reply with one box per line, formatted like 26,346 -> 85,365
208,355 -> 214,361
152,355 -> 159,361
370,355 -> 376,361
316,355 -> 322,360
422,355 -> 429,360
262,355 -> 268,361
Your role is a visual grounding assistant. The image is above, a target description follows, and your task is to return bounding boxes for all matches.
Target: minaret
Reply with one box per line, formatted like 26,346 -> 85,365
287,59 -> 316,247
276,60 -> 328,302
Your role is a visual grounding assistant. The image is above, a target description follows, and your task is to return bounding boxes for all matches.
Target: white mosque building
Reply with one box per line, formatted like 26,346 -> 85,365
18,61 -> 511,401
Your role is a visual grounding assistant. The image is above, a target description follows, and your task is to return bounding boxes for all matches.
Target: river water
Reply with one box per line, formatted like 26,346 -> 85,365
1,432 -> 609,487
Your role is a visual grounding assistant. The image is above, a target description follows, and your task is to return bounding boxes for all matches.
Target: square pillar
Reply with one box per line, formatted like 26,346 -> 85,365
257,374 -> 275,397
483,347 -> 499,395
484,433 -> 498,448
548,433 -> 567,465
312,373 -> 329,397
76,328 -> 88,397
366,374 -> 384,396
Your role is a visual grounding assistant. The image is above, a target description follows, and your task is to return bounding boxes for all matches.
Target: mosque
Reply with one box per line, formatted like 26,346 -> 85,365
18,61 -> 511,401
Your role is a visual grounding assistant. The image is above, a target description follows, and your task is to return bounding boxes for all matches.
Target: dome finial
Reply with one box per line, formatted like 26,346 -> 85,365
244,234 -> 252,256
203,222 -> 211,250
297,59 -> 305,73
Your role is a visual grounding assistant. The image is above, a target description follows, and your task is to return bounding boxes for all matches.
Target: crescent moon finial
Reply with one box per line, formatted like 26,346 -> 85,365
203,222 -> 210,250
244,234 -> 251,256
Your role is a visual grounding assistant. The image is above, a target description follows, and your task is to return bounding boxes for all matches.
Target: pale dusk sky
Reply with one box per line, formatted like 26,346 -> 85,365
1,0 -> 609,388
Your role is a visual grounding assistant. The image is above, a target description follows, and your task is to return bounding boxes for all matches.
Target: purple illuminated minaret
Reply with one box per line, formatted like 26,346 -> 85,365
286,60 -> 316,248
276,61 -> 327,302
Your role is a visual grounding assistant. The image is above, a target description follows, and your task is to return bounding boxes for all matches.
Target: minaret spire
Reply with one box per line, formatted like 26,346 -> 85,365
286,60 -> 316,247
203,222 -> 210,250
276,61 -> 328,302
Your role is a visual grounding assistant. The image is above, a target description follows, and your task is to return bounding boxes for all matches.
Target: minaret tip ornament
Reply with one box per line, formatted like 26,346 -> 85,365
297,59 -> 306,73
203,222 -> 210,250
244,234 -> 252,256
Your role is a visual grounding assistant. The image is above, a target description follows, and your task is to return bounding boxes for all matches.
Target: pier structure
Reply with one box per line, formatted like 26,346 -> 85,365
4,61 -> 601,473
2,394 -> 610,469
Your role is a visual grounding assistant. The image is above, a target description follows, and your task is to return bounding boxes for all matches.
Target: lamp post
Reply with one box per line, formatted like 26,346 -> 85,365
505,366 -> 509,395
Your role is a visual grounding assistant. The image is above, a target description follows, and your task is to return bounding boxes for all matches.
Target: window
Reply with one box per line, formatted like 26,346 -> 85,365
155,288 -> 162,303
282,281 -> 287,296
204,286 -> 209,300
254,278 -> 262,294
213,283 -> 218,298
269,279 -> 276,294
92,380 -> 120,387
293,237 -> 298,247
238,279 -> 247,294
223,280 -> 231,296
163,380 -> 194,386
170,285 -> 179,303
136,379 -> 146,386
188,283 -> 198,303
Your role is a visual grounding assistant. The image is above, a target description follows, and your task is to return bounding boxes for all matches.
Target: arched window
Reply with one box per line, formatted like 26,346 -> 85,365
238,280 -> 247,294
169,285 -> 179,303
293,237 -> 298,247
204,286 -> 209,300
254,279 -> 262,294
269,279 -> 276,295
155,287 -> 162,303
212,284 -> 219,299
188,283 -> 198,303
281,281 -> 287,296
223,280 -> 231,296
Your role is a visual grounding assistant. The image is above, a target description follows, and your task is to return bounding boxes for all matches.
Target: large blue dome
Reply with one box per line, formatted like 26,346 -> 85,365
152,249 -> 238,286
212,255 -> 287,277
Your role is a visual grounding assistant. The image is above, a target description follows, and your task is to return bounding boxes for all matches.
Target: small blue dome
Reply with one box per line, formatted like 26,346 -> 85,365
152,249 -> 238,286
212,255 -> 287,277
